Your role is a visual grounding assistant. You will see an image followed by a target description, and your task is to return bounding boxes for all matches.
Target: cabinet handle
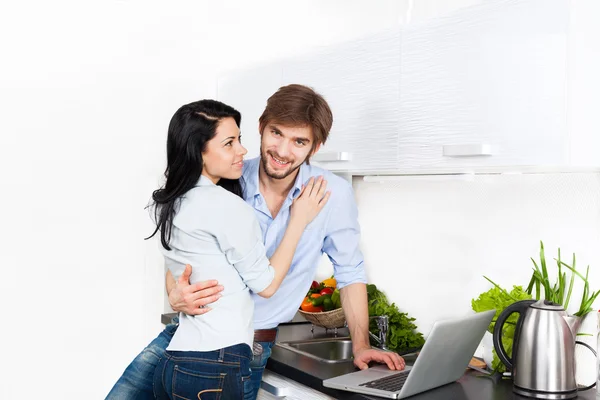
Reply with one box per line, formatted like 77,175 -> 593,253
442,144 -> 492,157
312,152 -> 353,162
260,380 -> 291,397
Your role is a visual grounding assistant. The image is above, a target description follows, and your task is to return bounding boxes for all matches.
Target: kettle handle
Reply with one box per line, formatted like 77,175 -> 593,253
575,341 -> 597,390
492,299 -> 536,371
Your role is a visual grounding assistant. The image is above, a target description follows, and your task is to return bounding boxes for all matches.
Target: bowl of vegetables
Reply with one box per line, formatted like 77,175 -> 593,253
298,277 -> 346,328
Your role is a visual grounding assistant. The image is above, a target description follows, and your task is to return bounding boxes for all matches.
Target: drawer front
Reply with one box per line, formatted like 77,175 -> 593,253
258,370 -> 336,400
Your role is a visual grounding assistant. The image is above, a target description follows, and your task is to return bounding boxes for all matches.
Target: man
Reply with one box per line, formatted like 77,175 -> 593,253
107,84 -> 404,399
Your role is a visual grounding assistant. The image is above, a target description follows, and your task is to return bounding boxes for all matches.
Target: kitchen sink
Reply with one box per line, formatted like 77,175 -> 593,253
276,337 -> 354,363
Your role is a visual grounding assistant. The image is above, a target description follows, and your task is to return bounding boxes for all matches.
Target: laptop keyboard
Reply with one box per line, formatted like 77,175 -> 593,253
359,371 -> 410,392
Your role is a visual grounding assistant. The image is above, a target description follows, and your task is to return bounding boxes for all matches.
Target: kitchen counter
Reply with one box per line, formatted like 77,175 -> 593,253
268,322 -> 598,400
161,314 -> 597,399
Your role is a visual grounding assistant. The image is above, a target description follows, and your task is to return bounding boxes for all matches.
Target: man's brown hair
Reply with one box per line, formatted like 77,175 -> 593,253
259,84 -> 333,157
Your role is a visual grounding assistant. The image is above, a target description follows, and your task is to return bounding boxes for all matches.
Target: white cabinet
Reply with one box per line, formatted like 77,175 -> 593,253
281,30 -> 401,172
396,0 -> 573,173
218,0 -> 600,175
423,0 -> 598,174
217,30 -> 402,172
564,0 -> 600,169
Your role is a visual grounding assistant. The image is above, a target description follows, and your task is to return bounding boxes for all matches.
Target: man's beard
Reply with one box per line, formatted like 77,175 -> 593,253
260,149 -> 303,180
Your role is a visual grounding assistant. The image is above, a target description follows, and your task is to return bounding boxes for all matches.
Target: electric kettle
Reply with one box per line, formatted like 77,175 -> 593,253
493,299 -> 596,399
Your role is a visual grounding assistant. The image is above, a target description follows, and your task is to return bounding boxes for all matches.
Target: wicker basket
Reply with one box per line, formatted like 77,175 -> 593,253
298,308 -> 346,329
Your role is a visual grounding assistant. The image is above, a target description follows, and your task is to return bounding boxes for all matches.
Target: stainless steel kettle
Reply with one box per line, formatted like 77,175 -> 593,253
493,299 -> 596,399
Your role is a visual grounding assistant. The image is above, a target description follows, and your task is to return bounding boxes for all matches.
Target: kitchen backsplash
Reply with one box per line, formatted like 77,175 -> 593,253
315,171 -> 600,382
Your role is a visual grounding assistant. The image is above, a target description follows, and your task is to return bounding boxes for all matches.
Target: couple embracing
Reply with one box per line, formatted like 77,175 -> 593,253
107,84 -> 404,400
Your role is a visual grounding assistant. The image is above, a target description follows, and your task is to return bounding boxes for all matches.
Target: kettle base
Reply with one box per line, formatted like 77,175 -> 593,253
514,385 -> 578,400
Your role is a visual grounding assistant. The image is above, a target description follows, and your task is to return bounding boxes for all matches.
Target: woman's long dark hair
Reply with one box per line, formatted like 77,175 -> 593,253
146,99 -> 243,250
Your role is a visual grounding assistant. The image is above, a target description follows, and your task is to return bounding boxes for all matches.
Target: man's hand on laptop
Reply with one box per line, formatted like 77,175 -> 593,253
167,264 -> 224,316
353,346 -> 406,371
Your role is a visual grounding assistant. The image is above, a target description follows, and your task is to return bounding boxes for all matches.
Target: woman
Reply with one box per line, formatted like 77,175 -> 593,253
148,100 -> 329,400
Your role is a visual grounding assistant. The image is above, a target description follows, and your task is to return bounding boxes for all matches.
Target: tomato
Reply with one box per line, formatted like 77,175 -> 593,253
320,287 -> 334,296
300,296 -> 324,313
307,280 -> 324,297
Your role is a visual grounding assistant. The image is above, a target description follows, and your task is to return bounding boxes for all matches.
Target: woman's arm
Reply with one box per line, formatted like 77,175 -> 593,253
257,176 -> 330,298
255,219 -> 304,298
166,176 -> 331,312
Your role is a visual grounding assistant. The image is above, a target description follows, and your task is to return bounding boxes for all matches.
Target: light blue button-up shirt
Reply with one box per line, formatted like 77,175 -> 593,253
242,157 -> 367,329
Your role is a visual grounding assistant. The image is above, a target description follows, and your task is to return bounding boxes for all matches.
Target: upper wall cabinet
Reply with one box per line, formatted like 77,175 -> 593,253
217,31 -> 401,171
281,30 -> 401,172
395,0 -> 599,174
397,0 -> 568,173
218,0 -> 600,174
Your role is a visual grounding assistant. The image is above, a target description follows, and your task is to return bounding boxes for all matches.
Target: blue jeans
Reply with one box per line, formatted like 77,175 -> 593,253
249,340 -> 276,399
105,320 -> 275,400
153,344 -> 253,400
106,322 -> 178,399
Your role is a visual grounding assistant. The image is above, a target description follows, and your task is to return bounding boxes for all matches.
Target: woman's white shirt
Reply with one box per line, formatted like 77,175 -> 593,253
159,175 -> 275,351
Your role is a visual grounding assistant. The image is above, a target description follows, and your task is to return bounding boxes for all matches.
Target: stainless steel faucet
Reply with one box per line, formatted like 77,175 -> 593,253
369,315 -> 389,351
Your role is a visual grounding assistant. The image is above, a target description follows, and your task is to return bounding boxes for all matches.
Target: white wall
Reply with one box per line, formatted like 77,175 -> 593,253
353,172 -> 600,328
352,172 -> 600,383
3,1 -> 488,398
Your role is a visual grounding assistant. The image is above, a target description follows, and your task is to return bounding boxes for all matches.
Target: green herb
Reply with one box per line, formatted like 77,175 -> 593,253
367,284 -> 425,352
528,241 -> 576,307
527,241 -> 599,318
557,261 -> 600,317
471,283 -> 533,372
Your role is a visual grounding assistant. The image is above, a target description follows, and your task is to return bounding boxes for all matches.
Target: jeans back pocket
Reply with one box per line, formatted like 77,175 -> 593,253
173,365 -> 226,400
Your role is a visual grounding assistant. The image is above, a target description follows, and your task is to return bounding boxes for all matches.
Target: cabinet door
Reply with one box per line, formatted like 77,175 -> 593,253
282,30 -> 401,172
217,64 -> 283,159
398,0 -> 569,172
567,0 -> 600,167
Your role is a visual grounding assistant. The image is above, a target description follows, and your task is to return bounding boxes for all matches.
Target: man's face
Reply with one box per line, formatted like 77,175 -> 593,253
260,123 -> 319,180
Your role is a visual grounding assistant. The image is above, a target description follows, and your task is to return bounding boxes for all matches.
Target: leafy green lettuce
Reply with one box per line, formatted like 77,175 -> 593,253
471,285 -> 532,372
367,284 -> 425,352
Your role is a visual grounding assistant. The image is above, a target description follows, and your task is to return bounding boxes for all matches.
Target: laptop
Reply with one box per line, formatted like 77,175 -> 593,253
323,310 -> 495,399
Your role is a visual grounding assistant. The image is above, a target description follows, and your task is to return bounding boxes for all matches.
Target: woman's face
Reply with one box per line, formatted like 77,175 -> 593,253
202,117 -> 247,183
